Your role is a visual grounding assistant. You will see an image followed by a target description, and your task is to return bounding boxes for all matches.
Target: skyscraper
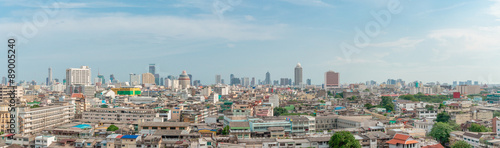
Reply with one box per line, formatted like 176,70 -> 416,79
142,73 -> 155,85
48,67 -> 52,85
130,73 -> 140,86
251,77 -> 255,86
325,70 -> 339,88
66,66 -> 91,94
265,72 -> 271,85
230,74 -> 235,85
215,75 -> 221,84
294,63 -> 303,86
149,64 -> 156,74
110,74 -> 115,82
188,74 -> 192,86
306,79 -> 311,85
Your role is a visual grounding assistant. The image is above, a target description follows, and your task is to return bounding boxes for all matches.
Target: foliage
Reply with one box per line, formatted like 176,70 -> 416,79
364,103 -> 376,109
451,140 -> 472,148
328,131 -> 361,148
399,94 -> 451,103
435,112 -> 451,123
383,113 -> 388,116
335,92 -> 344,98
468,123 -> 490,132
273,107 -> 288,116
347,96 -> 357,101
439,103 -> 446,109
379,96 -> 394,112
221,126 -> 230,135
100,104 -> 108,108
320,100 -> 325,103
107,124 -> 119,131
429,122 -> 453,145
494,111 -> 500,117
30,105 -> 40,108
448,121 -> 461,131
425,105 -> 434,111
281,113 -> 309,116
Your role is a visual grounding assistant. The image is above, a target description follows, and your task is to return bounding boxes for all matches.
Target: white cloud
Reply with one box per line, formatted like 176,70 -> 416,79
489,0 -> 500,20
369,37 -> 424,49
279,0 -> 333,7
428,28 -> 500,51
245,15 -> 255,21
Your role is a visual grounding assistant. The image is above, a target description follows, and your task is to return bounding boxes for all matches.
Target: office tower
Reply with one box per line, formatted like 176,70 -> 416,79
130,73 -> 140,86
280,78 -> 288,86
306,79 -> 311,85
97,74 -> 105,84
273,80 -> 279,85
154,74 -> 160,85
242,77 -> 250,86
467,80 -> 472,85
294,63 -> 303,85
474,81 -> 479,85
48,67 -> 52,85
221,79 -> 225,84
230,74 -> 235,85
110,74 -> 115,82
160,77 -> 164,86
179,71 -> 191,89
142,73 -> 155,85
46,77 -> 49,85
325,70 -> 339,88
149,64 -> 156,74
216,75 -> 222,84
265,72 -> 271,85
66,66 -> 91,94
251,77 -> 255,86
167,75 -> 175,80
2,77 -> 6,85
193,80 -> 201,86
188,74 -> 192,86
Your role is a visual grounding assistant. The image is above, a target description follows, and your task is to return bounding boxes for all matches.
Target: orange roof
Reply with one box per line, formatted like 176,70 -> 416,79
71,93 -> 84,98
422,144 -> 444,148
386,134 -> 419,145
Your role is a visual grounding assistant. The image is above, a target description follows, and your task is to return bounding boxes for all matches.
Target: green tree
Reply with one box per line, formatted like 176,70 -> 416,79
364,103 -> 374,109
468,123 -> 490,132
379,96 -> 394,112
439,104 -> 446,109
221,126 -> 230,135
273,107 -> 288,116
435,112 -> 451,123
425,105 -> 435,111
429,122 -> 453,145
494,111 -> 500,117
328,131 -> 361,148
320,100 -> 325,103
107,124 -> 119,131
451,140 -> 472,148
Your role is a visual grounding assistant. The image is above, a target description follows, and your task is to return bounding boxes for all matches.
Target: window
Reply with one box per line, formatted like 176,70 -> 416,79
180,127 -> 185,130
152,127 -> 158,129
170,127 -> 175,130
161,127 -> 167,129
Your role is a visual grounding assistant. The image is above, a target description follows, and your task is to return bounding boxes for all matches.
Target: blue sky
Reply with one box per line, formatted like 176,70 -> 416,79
1,0 -> 500,85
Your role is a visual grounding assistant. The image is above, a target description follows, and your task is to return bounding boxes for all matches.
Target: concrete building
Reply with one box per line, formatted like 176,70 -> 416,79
456,85 -> 481,95
129,73 -> 140,86
325,70 -> 339,88
141,73 -> 155,85
294,63 -> 302,86
0,86 -> 23,103
215,75 -> 221,84
16,103 -> 75,135
82,108 -> 158,123
66,66 -> 91,94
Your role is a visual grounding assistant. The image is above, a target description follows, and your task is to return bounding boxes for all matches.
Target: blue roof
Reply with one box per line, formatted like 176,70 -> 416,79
72,124 -> 92,129
121,135 -> 139,139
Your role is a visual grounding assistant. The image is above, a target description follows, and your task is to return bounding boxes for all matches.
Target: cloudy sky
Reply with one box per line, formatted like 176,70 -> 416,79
1,0 -> 500,85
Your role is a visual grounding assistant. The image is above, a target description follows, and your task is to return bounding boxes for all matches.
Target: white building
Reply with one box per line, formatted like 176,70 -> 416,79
35,135 -> 56,148
66,66 -> 91,94
130,73 -> 141,86
269,95 -> 280,108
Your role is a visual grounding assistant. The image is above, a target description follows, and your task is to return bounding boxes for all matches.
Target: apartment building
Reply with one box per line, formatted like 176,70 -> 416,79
82,108 -> 158,123
139,122 -> 190,132
0,86 -> 23,103
17,102 -> 75,135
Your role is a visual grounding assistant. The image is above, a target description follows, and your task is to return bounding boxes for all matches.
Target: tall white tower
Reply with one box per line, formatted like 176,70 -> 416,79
294,63 -> 303,86
48,67 -> 52,85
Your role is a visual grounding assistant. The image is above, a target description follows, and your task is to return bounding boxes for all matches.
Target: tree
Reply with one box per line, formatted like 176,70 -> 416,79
429,122 -> 453,145
439,103 -> 446,109
494,111 -> 500,117
379,96 -> 394,112
425,105 -> 435,111
273,107 -> 288,116
468,123 -> 490,132
221,126 -> 230,135
328,131 -> 361,148
451,140 -> 472,148
364,103 -> 375,109
107,124 -> 119,131
435,112 -> 451,123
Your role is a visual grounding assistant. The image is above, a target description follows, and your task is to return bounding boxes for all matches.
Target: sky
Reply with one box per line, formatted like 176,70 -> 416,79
1,0 -> 500,85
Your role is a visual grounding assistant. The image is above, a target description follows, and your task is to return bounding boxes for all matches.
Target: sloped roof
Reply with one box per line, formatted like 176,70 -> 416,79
386,134 -> 419,145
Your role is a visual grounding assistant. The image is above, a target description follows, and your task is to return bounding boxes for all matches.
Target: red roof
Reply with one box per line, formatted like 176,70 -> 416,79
422,144 -> 444,148
386,134 -> 419,145
71,93 -> 84,98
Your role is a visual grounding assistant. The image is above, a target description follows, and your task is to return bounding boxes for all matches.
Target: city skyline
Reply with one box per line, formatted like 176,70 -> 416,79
1,0 -> 500,85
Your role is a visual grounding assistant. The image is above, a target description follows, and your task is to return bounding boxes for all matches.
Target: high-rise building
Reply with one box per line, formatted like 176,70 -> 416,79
221,79 -> 225,84
48,67 -> 52,85
142,73 -> 155,85
294,63 -> 303,86
179,71 -> 191,89
325,70 -> 339,88
230,74 -> 235,85
149,64 -> 156,74
130,73 -> 140,86
154,74 -> 160,85
306,79 -> 311,85
2,77 -> 6,85
265,72 -> 271,85
215,75 -> 222,84
251,77 -> 255,86
188,74 -> 192,86
110,74 -> 115,82
66,66 -> 91,94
